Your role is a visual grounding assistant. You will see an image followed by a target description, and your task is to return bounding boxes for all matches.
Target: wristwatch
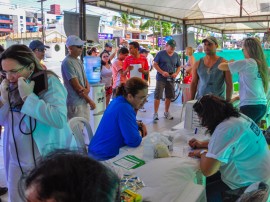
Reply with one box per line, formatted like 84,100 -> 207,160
200,150 -> 208,156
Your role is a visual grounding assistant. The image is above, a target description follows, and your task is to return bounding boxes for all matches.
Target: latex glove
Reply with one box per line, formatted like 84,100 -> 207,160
18,77 -> 35,101
0,79 -> 9,104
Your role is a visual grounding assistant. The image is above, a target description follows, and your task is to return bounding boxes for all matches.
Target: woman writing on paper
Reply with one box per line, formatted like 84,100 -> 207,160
188,95 -> 270,202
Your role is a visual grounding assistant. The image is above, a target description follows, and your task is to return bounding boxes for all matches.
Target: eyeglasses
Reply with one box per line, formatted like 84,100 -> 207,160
74,45 -> 83,49
0,65 -> 29,78
134,94 -> 148,101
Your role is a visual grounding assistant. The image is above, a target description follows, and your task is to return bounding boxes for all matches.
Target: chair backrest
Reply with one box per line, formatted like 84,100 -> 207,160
237,182 -> 269,202
68,117 -> 93,154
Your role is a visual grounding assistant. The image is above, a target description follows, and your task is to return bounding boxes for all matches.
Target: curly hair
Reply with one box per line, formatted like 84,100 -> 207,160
193,95 -> 240,134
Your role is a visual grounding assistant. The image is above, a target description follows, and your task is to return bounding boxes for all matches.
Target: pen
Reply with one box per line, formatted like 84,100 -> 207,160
194,128 -> 198,135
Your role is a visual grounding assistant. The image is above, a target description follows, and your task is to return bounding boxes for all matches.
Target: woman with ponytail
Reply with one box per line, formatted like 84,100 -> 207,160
89,77 -> 148,160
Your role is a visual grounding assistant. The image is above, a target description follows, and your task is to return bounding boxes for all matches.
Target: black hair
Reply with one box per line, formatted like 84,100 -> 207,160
20,150 -> 120,202
87,47 -> 97,56
116,77 -> 148,97
118,47 -> 129,55
129,41 -> 140,50
100,51 -> 111,66
193,95 -> 240,135
0,45 -> 4,53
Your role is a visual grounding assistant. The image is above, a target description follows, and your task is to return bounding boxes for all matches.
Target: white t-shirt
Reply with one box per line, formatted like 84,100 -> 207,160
228,58 -> 267,106
207,115 -> 270,189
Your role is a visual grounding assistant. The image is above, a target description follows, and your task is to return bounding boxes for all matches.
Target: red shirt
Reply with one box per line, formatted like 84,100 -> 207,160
123,54 -> 149,79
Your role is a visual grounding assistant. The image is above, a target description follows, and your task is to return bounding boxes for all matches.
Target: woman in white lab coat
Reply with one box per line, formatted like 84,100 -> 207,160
0,44 -> 75,201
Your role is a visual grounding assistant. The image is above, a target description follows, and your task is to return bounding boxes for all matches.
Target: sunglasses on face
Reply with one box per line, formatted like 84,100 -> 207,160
74,45 -> 83,49
36,48 -> 45,53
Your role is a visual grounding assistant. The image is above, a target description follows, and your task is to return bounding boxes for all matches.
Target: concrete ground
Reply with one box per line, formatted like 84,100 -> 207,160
0,59 -> 185,201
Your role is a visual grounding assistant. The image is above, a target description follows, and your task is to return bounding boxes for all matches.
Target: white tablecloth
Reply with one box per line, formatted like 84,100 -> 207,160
104,129 -> 208,202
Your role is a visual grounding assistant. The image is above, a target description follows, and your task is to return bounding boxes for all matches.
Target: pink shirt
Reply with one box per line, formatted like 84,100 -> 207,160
112,59 -> 127,89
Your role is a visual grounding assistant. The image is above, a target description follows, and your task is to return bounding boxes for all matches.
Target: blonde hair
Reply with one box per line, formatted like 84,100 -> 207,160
243,37 -> 269,93
185,47 -> 194,56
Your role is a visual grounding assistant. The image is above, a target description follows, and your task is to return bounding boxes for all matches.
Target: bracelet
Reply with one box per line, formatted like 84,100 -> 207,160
200,150 -> 208,156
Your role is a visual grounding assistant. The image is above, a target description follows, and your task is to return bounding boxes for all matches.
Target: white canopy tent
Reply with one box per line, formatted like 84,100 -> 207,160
79,0 -> 270,49
84,0 -> 270,33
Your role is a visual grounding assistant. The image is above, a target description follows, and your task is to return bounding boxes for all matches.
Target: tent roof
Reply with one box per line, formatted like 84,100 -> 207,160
85,0 -> 270,33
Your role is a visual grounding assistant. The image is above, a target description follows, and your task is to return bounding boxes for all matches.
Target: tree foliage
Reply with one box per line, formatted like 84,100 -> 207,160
113,13 -> 136,36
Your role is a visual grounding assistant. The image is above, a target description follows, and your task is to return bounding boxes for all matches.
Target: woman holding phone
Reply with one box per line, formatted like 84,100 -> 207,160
0,44 -> 75,202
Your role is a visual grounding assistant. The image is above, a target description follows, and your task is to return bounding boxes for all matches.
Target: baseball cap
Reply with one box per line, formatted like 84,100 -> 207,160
202,36 -> 218,45
140,48 -> 150,54
29,40 -> 49,51
166,39 -> 176,48
66,35 -> 85,48
105,42 -> 113,48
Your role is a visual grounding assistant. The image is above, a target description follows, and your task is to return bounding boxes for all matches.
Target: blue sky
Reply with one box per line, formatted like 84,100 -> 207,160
0,0 -> 119,18
8,0 -> 77,12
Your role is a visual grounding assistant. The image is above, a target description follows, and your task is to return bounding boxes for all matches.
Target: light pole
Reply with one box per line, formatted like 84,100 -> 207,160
37,0 -> 46,43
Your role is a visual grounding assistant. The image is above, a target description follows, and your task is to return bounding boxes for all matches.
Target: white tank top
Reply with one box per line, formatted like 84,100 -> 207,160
101,65 -> 113,87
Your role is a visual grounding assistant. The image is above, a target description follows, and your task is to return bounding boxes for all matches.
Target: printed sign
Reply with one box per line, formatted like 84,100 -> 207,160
98,33 -> 113,40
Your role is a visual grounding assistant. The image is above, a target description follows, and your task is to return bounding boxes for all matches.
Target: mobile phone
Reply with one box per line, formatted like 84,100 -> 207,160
30,71 -> 48,96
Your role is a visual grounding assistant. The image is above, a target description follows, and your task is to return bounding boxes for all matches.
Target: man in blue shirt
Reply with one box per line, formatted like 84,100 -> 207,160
153,39 -> 181,121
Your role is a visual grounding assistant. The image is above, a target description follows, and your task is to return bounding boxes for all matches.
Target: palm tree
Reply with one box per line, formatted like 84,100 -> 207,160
113,13 -> 135,38
140,19 -> 158,47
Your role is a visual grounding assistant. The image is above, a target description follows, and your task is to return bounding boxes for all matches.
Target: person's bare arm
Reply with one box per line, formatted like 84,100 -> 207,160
224,71 -> 233,102
69,78 -> 96,109
109,48 -> 119,61
200,156 -> 221,177
84,80 -> 90,94
153,61 -> 169,77
218,62 -> 230,71
188,150 -> 221,177
172,66 -> 181,78
190,61 -> 200,100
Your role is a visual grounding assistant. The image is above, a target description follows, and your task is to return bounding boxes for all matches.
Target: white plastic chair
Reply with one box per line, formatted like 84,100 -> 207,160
68,117 -> 93,154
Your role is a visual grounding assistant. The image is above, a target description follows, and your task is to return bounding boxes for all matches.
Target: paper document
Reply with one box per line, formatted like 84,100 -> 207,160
130,64 -> 142,78
113,155 -> 145,170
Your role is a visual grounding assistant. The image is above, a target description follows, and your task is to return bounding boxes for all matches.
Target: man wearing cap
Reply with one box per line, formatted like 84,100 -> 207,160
29,40 -> 50,70
190,36 -> 232,101
153,39 -> 181,121
103,42 -> 118,61
61,35 -> 96,121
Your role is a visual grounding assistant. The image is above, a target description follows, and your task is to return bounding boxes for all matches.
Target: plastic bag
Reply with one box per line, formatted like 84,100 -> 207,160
142,132 -> 173,161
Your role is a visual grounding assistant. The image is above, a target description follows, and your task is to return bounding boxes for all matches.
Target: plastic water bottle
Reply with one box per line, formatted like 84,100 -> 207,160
143,137 -> 154,162
83,56 -> 101,84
